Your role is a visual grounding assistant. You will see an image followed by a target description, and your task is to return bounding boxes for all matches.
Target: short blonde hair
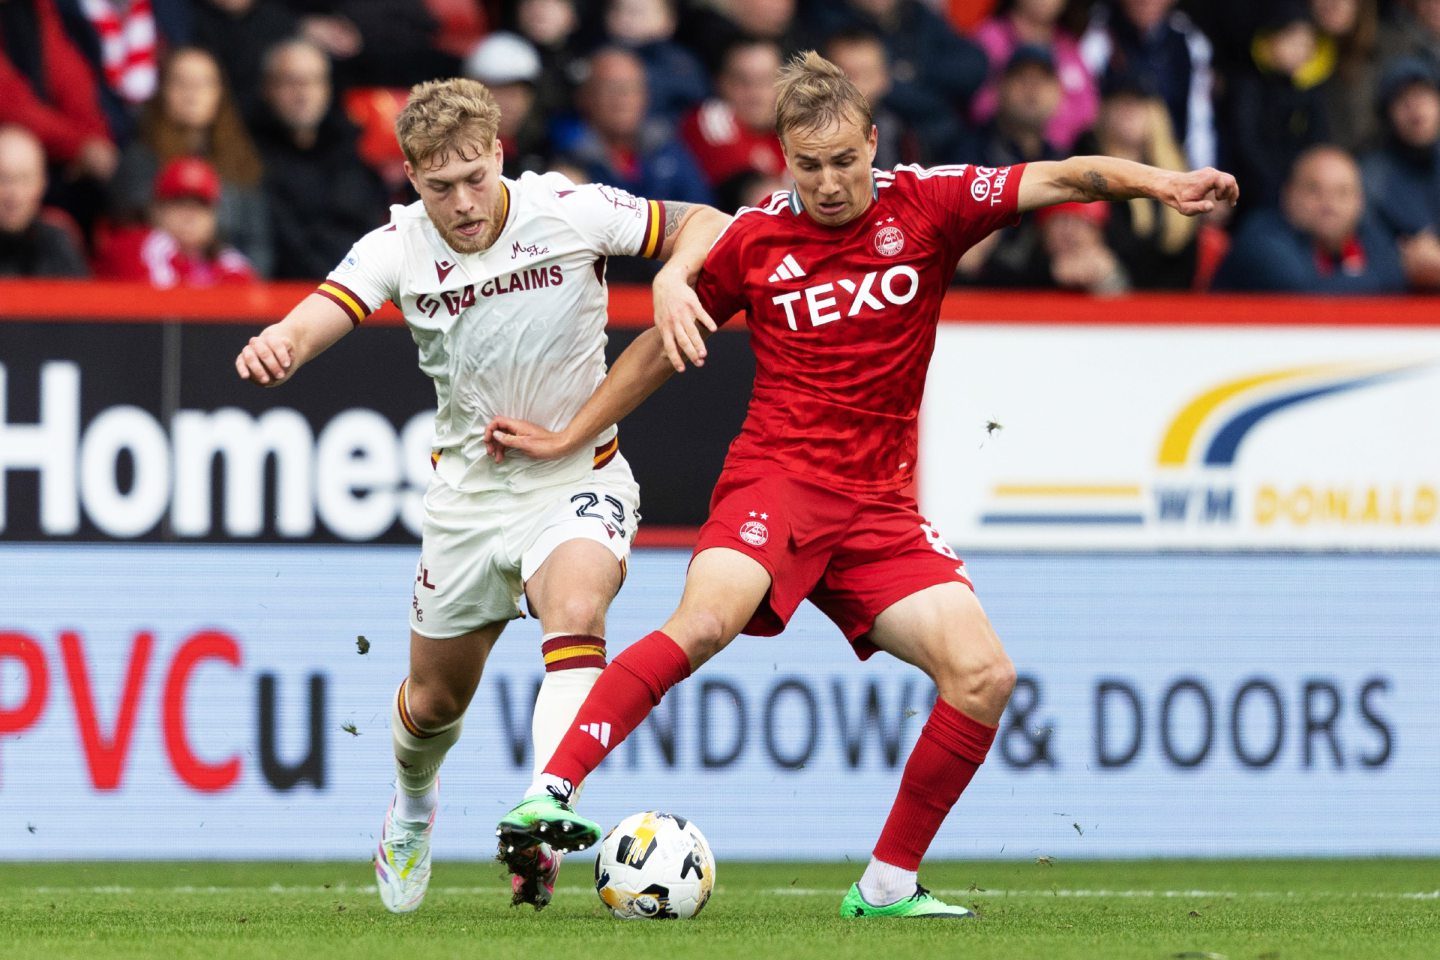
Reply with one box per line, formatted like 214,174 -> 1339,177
394,78 -> 502,168
774,50 -> 872,144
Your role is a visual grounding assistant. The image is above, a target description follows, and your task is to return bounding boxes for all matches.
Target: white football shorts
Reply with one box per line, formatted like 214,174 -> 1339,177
409,454 -> 641,638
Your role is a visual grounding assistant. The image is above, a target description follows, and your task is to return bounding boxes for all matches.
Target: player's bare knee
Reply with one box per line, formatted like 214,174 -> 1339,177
405,680 -> 466,730
542,590 -> 610,637
667,609 -> 731,669
933,650 -> 1015,720
986,652 -> 1018,708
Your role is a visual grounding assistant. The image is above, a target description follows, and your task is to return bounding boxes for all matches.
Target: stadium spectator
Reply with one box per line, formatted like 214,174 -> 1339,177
97,155 -> 257,286
1377,0 -> 1440,67
1080,0 -> 1218,169
1035,200 -> 1131,292
676,0 -> 812,76
1311,0 -> 1382,151
292,1 -> 459,91
107,46 -> 270,274
1179,0 -> 1265,79
53,0 -> 193,147
679,38 -> 787,193
463,31 -> 553,179
1361,56 -> 1440,288
558,47 -> 712,209
0,124 -> 89,276
604,0 -> 709,124
967,45 -> 1064,166
960,196 -> 1134,292
0,0 -> 118,227
1215,145 -> 1405,293
813,0 -> 988,159
191,0 -> 300,118
250,39 -> 387,281
823,30 -> 922,169
1224,4 -> 1332,212
509,0 -> 587,122
1074,70 -> 1200,289
971,0 -> 1100,151
953,45 -> 1062,286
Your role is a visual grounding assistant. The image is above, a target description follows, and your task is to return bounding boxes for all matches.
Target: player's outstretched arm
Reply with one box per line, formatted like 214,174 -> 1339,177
652,202 -> 731,372
234,294 -> 356,387
1016,156 -> 1239,217
485,326 -> 677,462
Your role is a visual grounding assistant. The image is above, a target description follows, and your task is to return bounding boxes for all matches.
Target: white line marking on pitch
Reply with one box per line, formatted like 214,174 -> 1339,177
22,885 -> 1440,901
766,888 -> 1440,900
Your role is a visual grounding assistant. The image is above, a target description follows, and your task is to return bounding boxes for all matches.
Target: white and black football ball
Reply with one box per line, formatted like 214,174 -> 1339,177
593,811 -> 716,920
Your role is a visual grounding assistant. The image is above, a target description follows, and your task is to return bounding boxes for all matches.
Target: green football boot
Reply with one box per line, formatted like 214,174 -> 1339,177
495,793 -> 600,854
839,883 -> 977,919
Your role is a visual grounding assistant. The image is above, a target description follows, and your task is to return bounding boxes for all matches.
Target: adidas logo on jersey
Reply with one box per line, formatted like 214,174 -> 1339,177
767,254 -> 806,283
579,722 -> 612,747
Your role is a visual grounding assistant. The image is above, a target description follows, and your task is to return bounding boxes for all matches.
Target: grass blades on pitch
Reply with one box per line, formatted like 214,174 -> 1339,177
3,859 -> 1436,960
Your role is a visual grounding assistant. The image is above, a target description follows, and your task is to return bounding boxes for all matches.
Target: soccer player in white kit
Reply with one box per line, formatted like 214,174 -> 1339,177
234,78 -> 727,914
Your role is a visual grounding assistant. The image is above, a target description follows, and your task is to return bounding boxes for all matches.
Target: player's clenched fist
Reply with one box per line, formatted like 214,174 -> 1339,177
235,327 -> 295,386
1163,167 -> 1240,216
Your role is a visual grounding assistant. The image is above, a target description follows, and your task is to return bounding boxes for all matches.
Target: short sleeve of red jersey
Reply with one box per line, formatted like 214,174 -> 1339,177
319,222 -> 401,326
911,162 -> 1027,250
547,176 -> 667,259
695,217 -> 748,327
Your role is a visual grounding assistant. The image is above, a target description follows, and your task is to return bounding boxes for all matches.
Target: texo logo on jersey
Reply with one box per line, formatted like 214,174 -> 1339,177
770,265 -> 920,331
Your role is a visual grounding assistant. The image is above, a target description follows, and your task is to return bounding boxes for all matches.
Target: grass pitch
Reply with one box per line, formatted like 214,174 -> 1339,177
4,859 -> 1435,960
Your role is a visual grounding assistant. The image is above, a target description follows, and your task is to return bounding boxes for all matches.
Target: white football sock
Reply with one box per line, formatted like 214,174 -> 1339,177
397,784 -> 437,823
858,857 -> 919,906
528,633 -> 603,804
390,678 -> 462,818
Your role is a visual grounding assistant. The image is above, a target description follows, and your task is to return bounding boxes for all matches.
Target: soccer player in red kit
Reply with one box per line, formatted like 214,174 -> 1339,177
489,51 -> 1238,918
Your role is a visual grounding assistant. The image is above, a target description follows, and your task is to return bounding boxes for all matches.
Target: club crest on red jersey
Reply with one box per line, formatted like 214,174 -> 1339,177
873,218 -> 905,257
739,510 -> 770,546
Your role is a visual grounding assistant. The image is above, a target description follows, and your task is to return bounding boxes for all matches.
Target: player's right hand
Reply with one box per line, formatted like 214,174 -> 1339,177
236,329 -> 295,386
653,272 -> 716,373
484,416 -> 573,463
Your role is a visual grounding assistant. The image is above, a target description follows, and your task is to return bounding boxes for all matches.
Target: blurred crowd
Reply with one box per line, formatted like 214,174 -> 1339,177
2,0 -> 1439,295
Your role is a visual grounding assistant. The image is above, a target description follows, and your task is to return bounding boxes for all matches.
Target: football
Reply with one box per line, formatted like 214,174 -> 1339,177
593,811 -> 716,920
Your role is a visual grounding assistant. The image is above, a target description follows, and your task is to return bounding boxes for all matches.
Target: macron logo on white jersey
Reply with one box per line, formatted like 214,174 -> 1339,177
580,722 -> 612,747
768,254 -> 806,283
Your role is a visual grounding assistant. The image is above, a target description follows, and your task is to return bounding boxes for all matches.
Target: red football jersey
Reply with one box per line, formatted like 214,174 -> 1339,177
697,162 -> 1026,495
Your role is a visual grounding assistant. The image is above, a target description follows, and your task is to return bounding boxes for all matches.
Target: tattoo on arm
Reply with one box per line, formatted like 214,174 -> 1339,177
1081,170 -> 1110,201
664,202 -> 691,239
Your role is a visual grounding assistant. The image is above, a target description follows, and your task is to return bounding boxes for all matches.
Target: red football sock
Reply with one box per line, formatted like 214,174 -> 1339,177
543,630 -> 692,786
872,698 -> 997,870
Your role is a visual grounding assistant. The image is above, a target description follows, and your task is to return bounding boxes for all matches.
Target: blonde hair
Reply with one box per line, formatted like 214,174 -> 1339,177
1098,98 -> 1195,254
394,78 -> 502,168
774,50 -> 872,143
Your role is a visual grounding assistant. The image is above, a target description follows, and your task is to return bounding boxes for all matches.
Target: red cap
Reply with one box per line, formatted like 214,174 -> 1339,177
1036,201 -> 1109,227
154,157 -> 221,205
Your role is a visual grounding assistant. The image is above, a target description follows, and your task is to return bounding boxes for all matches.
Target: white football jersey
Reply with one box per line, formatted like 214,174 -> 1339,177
317,172 -> 668,493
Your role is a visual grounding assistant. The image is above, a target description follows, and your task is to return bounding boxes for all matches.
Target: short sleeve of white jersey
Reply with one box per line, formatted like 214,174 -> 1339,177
316,216 -> 404,325
534,172 -> 668,260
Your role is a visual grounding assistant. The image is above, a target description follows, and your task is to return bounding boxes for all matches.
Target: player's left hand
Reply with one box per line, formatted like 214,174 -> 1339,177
484,416 -> 573,463
1162,167 -> 1239,217
653,270 -> 716,373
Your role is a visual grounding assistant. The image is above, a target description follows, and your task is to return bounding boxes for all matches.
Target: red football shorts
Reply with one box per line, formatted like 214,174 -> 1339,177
691,465 -> 974,659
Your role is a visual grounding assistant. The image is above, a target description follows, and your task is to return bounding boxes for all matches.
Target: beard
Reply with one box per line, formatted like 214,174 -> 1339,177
437,214 -> 502,255
428,191 -> 506,255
